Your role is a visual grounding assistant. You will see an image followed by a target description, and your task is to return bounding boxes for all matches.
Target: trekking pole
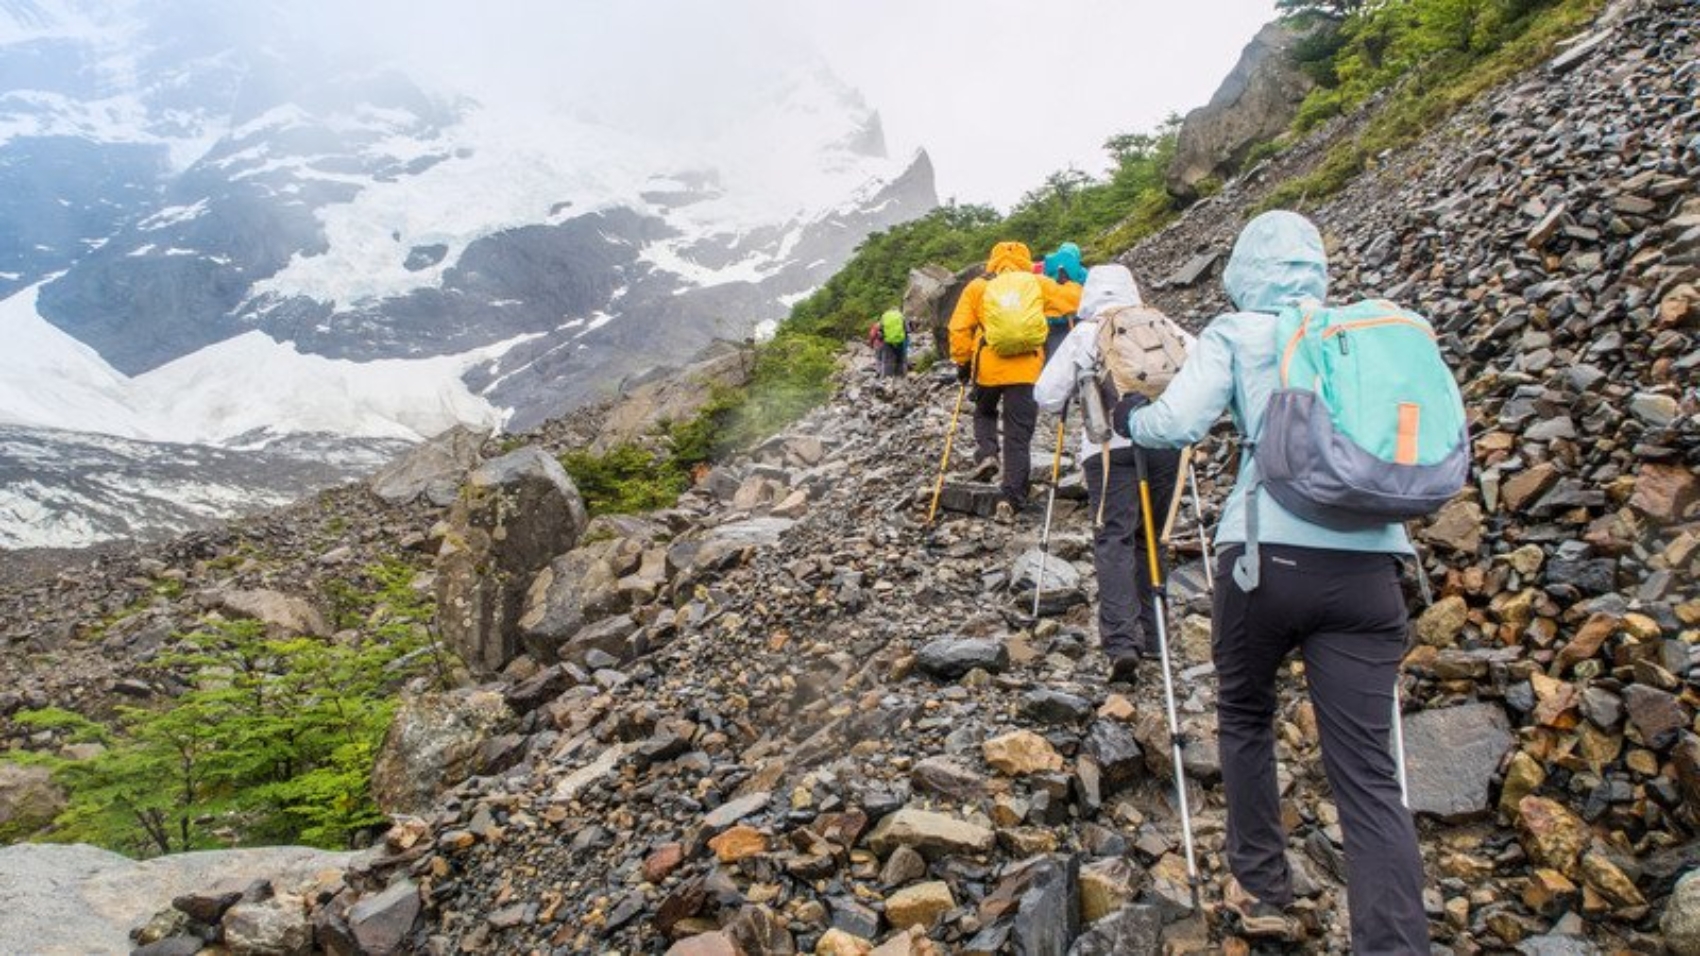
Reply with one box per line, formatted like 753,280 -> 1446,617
1392,527 -> 1434,809
1159,446 -> 1193,545
1392,680 -> 1410,808
1136,445 -> 1202,913
1190,458 -> 1215,592
1031,402 -> 1070,620
925,350 -> 979,526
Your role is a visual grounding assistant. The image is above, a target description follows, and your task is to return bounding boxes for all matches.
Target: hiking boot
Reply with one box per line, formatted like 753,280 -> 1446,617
994,500 -> 1017,525
967,458 -> 998,482
1108,653 -> 1140,686
1222,879 -> 1302,942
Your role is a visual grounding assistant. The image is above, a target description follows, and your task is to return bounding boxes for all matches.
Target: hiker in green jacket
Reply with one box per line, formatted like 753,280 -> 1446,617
868,308 -> 909,377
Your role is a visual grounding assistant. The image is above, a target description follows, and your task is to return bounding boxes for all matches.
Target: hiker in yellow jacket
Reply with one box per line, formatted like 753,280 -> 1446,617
949,240 -> 1077,521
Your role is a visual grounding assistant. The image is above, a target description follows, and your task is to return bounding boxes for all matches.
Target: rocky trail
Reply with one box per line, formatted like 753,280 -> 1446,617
0,0 -> 1695,953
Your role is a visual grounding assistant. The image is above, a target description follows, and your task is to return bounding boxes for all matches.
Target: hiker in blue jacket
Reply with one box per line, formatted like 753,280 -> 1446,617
1117,211 -> 1430,952
1039,241 -> 1087,364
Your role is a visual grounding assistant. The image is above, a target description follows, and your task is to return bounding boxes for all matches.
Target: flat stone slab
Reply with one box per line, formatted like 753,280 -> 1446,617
0,843 -> 358,956
1402,702 -> 1515,820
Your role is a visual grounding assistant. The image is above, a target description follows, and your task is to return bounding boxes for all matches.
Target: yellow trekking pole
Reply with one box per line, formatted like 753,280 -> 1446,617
1136,445 -> 1202,913
926,348 -> 979,525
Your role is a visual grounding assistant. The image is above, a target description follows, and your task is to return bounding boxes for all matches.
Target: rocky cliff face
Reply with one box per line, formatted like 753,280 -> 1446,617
0,0 -> 1695,953
1165,20 -> 1316,200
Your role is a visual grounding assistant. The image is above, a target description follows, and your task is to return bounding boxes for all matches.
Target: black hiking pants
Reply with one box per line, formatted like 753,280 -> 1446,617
877,342 -> 908,377
1042,323 -> 1072,368
972,383 -> 1037,507
1212,543 -> 1429,955
1081,445 -> 1179,660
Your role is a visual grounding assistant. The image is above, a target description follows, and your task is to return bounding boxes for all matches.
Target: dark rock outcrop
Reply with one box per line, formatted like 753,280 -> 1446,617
1166,20 -> 1316,199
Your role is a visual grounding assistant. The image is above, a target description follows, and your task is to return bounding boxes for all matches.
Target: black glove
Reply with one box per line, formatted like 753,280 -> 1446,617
1111,392 -> 1149,440
957,364 -> 973,385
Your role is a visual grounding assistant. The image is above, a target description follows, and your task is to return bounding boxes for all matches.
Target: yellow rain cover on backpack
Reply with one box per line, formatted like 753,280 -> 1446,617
981,271 -> 1047,357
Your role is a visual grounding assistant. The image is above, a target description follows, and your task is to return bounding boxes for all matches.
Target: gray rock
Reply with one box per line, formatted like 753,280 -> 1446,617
0,844 -> 354,956
1167,21 -> 1317,197
1021,689 -> 1094,725
1083,720 -> 1144,791
702,791 -> 772,831
223,891 -> 311,956
516,546 -> 627,659
1623,684 -> 1688,750
436,447 -> 589,675
938,481 -> 1002,518
1519,933 -> 1604,955
910,756 -> 988,801
0,763 -> 65,836
1401,702 -> 1515,820
1160,253 -> 1220,290
348,879 -> 422,956
368,425 -> 486,505
370,689 -> 513,815
1011,549 -> 1086,616
210,588 -> 328,637
1664,869 -> 1700,955
915,637 -> 1009,680
1011,854 -> 1079,956
1068,903 -> 1163,956
1629,391 -> 1680,427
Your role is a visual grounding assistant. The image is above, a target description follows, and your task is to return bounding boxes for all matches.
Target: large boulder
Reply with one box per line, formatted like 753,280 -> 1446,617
1166,20 -> 1316,199
0,763 -> 66,837
208,589 -> 328,637
902,263 -> 980,358
371,689 -> 513,815
367,425 -> 487,506
436,448 -> 589,675
517,541 -> 636,665
0,844 -> 355,956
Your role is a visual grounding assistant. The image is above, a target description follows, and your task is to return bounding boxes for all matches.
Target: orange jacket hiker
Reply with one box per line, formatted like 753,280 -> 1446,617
948,241 -> 1077,386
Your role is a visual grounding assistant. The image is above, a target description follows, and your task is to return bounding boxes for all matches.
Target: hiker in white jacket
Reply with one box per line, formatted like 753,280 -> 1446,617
1034,264 -> 1185,684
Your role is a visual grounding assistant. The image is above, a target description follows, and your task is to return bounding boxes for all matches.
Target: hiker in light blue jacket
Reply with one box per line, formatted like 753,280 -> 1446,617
1119,211 -> 1430,952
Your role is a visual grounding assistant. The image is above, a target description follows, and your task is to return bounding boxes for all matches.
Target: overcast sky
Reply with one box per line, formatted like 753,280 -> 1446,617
283,1 -> 1281,210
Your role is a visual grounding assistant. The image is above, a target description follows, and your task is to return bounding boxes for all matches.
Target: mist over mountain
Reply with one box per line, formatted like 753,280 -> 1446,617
0,0 -> 937,547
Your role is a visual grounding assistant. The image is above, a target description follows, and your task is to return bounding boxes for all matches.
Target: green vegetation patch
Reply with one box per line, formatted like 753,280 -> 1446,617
7,560 -> 444,856
1262,0 -> 1606,210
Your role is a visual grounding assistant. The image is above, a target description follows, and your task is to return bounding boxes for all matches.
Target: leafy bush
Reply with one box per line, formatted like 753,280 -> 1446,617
14,560 -> 441,856
561,443 -> 692,517
1264,0 -> 1604,209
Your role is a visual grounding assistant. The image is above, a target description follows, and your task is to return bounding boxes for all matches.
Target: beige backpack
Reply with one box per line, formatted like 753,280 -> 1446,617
1093,306 -> 1190,402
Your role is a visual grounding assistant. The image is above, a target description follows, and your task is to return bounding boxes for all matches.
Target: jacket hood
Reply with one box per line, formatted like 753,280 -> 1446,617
1077,264 -> 1142,320
1222,210 -> 1329,313
985,241 -> 1033,275
1043,242 -> 1086,284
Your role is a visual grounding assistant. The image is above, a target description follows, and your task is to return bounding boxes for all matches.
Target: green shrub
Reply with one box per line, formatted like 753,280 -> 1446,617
15,561 -> 441,856
1266,0 -> 1605,209
560,443 -> 692,516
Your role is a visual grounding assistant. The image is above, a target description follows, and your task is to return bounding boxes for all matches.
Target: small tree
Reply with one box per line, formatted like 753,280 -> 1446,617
39,560 -> 439,855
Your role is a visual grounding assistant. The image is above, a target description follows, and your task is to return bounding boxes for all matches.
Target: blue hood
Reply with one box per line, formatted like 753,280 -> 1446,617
1043,242 -> 1087,285
1222,211 -> 1329,313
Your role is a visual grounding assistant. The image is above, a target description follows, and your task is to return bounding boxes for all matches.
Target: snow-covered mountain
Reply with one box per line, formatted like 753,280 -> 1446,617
0,0 -> 937,548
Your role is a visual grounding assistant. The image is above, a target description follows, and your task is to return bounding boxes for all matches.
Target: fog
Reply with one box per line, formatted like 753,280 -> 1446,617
41,0 -> 1281,208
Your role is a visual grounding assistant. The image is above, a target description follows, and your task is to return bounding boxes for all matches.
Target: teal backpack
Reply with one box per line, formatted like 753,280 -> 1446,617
1237,299 -> 1470,590
1255,299 -> 1469,529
